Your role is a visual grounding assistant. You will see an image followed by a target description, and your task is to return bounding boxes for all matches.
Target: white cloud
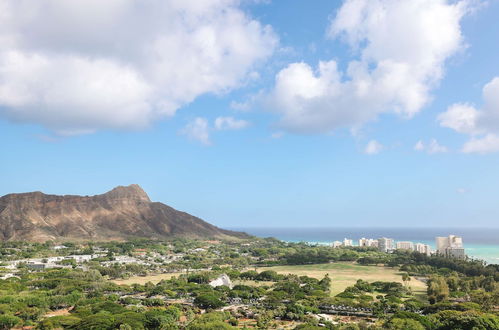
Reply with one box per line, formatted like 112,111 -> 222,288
0,0 -> 277,134
267,0 -> 468,133
181,116 -> 249,144
438,103 -> 481,135
456,188 -> 467,194
229,101 -> 251,112
414,139 -> 448,154
439,77 -> 499,153
364,140 -> 383,155
214,116 -> 249,130
427,139 -> 448,154
462,134 -> 499,154
180,117 -> 211,145
414,140 -> 425,151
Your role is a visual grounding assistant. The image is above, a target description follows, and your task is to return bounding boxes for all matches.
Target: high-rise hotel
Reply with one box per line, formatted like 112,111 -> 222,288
436,235 -> 465,259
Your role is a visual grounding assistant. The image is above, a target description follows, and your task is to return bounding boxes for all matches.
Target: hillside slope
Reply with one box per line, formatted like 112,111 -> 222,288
0,184 -> 248,241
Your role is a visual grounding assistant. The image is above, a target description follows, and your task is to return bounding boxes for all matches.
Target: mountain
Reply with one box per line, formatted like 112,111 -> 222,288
0,184 -> 249,242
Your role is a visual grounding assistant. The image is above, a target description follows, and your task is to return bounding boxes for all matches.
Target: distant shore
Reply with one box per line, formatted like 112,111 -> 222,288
231,227 -> 499,265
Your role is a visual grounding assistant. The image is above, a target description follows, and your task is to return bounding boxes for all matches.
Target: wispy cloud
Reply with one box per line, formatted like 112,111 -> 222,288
180,117 -> 211,146
214,117 -> 250,131
364,140 -> 384,155
414,139 -> 448,154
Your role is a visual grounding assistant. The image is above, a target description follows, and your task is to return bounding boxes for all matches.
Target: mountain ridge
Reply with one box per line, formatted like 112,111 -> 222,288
0,185 -> 248,242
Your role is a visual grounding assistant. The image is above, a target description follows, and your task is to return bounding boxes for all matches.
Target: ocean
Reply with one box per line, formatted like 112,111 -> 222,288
231,227 -> 499,265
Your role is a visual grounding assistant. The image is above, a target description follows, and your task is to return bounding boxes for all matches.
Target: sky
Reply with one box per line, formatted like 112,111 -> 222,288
1,0 -> 499,228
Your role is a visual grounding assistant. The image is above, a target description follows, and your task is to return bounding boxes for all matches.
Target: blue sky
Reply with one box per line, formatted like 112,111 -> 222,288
1,0 -> 499,228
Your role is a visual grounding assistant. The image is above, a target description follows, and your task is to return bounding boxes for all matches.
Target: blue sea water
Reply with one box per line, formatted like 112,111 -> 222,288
232,227 -> 499,265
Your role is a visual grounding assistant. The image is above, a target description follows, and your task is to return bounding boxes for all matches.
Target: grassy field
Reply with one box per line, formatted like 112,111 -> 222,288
255,263 -> 427,296
111,275 -> 275,287
111,272 -> 182,286
111,262 -> 427,297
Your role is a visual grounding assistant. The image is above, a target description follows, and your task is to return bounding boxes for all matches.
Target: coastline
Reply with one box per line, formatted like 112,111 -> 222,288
232,227 -> 499,265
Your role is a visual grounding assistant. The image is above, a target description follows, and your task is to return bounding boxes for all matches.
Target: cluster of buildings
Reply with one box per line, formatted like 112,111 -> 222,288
2,246 -> 185,273
5,254 -> 105,270
331,234 -> 465,259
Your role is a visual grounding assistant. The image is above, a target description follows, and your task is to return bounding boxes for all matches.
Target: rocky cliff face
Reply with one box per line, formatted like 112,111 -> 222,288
0,184 -> 248,242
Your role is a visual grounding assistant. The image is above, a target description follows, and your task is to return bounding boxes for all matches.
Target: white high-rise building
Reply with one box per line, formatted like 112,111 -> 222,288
343,238 -> 353,247
415,243 -> 431,256
378,237 -> 394,252
435,235 -> 465,259
359,238 -> 378,247
396,241 -> 414,251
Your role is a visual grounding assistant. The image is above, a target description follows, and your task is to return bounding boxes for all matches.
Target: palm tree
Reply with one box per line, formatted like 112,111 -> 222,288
402,272 -> 411,287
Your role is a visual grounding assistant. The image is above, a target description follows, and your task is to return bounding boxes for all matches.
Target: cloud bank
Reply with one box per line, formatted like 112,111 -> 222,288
267,0 -> 468,134
0,0 -> 277,134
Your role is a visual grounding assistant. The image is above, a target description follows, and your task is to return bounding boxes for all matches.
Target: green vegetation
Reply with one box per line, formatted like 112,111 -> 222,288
0,238 -> 497,329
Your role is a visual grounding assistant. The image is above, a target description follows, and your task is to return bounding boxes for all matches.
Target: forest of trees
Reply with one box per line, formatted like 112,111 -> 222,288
0,238 -> 497,329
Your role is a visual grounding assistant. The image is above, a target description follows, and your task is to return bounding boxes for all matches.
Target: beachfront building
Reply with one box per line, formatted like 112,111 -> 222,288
359,238 -> 378,248
436,235 -> 462,252
378,238 -> 394,253
396,241 -> 414,251
446,247 -> 466,259
332,241 -> 342,248
436,235 -> 466,259
343,238 -> 353,247
415,243 -> 432,256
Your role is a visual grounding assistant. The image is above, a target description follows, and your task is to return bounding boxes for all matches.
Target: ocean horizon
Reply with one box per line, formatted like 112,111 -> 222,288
231,227 -> 499,265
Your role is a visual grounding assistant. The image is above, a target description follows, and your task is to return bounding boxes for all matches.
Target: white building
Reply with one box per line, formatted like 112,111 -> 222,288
415,243 -> 432,256
378,238 -> 395,253
65,254 -> 103,262
435,235 -> 465,259
396,241 -> 414,251
342,238 -> 353,247
446,248 -> 466,259
358,238 -> 378,247
436,235 -> 463,252
332,241 -> 342,248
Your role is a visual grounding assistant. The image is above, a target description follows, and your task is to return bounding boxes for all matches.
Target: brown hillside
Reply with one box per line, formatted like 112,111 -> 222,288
0,184 -> 248,242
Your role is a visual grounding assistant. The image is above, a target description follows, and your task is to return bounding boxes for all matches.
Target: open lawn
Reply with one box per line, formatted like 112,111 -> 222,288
111,272 -> 182,286
112,275 -> 274,288
256,262 -> 427,297
110,262 -> 427,298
